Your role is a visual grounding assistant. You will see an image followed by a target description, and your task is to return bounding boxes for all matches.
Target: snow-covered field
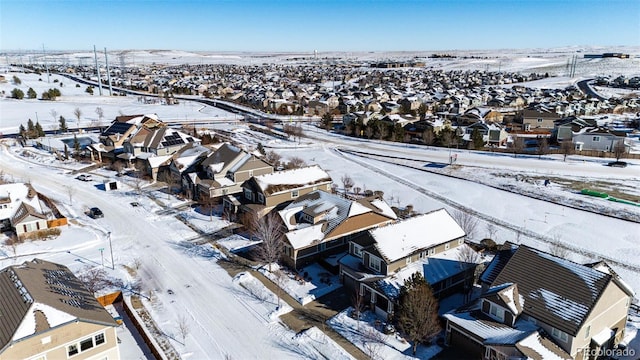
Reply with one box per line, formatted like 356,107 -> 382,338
1,57 -> 639,359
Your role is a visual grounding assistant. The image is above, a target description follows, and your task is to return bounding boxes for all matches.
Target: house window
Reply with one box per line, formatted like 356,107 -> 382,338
68,344 -> 79,357
352,244 -> 363,258
458,239 -> 463,245
406,256 -> 412,265
537,118 -> 543,123
551,327 -> 568,342
369,256 -> 381,272
428,248 -> 435,256
80,338 -> 94,351
257,193 -> 264,204
445,243 -> 450,250
41,336 -> 51,345
291,190 -> 299,198
585,325 -> 590,339
419,251 -> 426,259
489,302 -> 505,322
244,189 -> 252,200
95,332 -> 105,345
326,184 -> 331,190
249,170 -> 253,177
592,136 -> 601,142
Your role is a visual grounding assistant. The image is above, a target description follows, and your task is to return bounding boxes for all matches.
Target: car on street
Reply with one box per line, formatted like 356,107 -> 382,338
88,207 -> 104,218
607,161 -> 628,168
76,174 -> 93,181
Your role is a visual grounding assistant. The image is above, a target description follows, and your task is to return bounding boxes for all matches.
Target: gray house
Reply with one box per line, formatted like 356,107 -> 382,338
572,127 -> 626,152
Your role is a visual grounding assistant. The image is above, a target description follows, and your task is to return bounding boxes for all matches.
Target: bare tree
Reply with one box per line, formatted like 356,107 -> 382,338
537,137 -> 549,159
111,160 -> 125,176
273,269 -> 287,309
548,234 -> 570,259
73,107 -> 82,131
486,223 -> 498,242
396,272 -> 440,355
286,156 -> 306,169
560,140 -> 574,162
452,210 -> 479,241
65,185 -> 74,205
77,266 -> 110,295
613,140 -> 626,161
457,244 -> 480,265
264,150 -> 282,168
422,129 -> 435,146
341,174 -> 354,195
199,193 -> 219,221
362,327 -> 386,360
95,106 -> 105,126
250,212 -> 285,272
159,171 -> 178,200
49,109 -> 58,126
353,186 -> 362,197
512,137 -> 524,158
131,171 -> 145,196
177,314 -> 190,344
351,286 -> 364,331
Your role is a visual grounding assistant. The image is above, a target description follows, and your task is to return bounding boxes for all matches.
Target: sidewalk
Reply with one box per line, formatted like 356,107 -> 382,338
217,258 -> 368,360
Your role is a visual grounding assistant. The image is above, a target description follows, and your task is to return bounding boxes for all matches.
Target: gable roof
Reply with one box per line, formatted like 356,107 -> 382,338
516,332 -> 572,360
201,143 -> 243,173
0,183 -> 44,223
368,209 -> 465,263
491,245 -> 612,336
279,191 -> 396,250
482,283 -> 523,317
0,259 -> 116,351
251,165 -> 332,196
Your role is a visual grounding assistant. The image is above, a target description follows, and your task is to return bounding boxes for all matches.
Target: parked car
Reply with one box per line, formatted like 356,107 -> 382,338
76,174 -> 93,181
607,161 -> 628,168
88,207 -> 103,219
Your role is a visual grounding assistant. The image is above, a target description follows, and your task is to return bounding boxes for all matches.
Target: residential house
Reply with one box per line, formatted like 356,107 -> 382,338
572,127 -> 627,152
339,209 -> 477,319
226,165 -> 332,219
168,143 -> 215,199
463,121 -> 509,147
553,117 -> 597,143
278,191 -> 397,269
0,259 -> 120,360
522,106 -> 562,130
444,244 -> 634,359
0,183 -> 49,236
195,143 -> 273,201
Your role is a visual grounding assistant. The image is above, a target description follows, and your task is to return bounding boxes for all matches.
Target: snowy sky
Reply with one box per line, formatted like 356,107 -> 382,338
1,0 -> 639,52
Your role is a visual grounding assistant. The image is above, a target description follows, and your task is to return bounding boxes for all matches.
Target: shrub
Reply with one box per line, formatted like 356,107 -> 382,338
10,88 -> 24,99
18,228 -> 62,242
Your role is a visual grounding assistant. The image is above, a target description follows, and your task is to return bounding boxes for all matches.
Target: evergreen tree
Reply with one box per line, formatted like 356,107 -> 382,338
64,143 -> 69,160
257,143 -> 266,156
19,124 -> 27,138
27,87 -> 37,99
73,134 -> 81,159
35,121 -> 45,137
12,75 -> 21,85
27,119 -> 35,138
10,88 -> 24,99
59,116 -> 68,132
471,128 -> 484,149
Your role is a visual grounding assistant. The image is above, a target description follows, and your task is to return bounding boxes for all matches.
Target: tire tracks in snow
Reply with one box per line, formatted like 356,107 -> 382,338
333,148 -> 640,274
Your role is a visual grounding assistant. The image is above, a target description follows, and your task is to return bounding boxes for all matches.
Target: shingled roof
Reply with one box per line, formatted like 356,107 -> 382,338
0,259 -> 116,352
491,245 -> 611,336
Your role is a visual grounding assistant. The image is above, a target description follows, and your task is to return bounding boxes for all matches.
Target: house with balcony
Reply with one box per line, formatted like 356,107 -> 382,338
444,244 -> 634,359
277,190 -> 397,269
0,259 -> 120,360
339,209 -> 479,319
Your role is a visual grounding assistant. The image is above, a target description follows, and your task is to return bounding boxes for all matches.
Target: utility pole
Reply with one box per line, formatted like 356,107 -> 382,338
93,45 -> 103,96
108,232 -> 114,270
104,48 -> 113,96
42,44 -> 50,83
99,248 -> 105,268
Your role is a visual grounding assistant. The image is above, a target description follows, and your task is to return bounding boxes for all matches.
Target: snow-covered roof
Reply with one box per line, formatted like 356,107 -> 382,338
516,332 -> 571,360
147,155 -> 172,168
444,307 -> 538,345
0,183 -> 44,222
370,209 -> 465,263
377,244 -> 478,299
254,165 -> 331,195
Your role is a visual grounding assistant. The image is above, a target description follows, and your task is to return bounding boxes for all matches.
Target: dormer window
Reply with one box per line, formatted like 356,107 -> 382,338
351,243 -> 363,258
257,193 -> 264,204
552,327 -> 569,342
489,302 -> 505,322
291,190 -> 299,198
244,189 -> 252,201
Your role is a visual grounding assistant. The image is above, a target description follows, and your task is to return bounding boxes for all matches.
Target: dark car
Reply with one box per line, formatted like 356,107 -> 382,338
607,161 -> 628,168
88,207 -> 104,219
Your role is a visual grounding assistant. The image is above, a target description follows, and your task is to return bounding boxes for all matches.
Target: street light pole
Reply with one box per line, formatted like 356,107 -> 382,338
108,232 -> 114,270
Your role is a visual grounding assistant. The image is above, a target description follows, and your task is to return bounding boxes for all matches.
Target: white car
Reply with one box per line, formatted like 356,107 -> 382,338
76,174 -> 92,181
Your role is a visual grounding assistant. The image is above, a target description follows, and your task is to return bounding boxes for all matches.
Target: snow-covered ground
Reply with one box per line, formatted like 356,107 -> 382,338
1,60 -> 639,358
0,72 -> 238,135
328,308 -> 443,360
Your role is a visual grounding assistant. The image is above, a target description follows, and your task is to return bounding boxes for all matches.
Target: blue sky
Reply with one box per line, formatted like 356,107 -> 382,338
1,0 -> 638,52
